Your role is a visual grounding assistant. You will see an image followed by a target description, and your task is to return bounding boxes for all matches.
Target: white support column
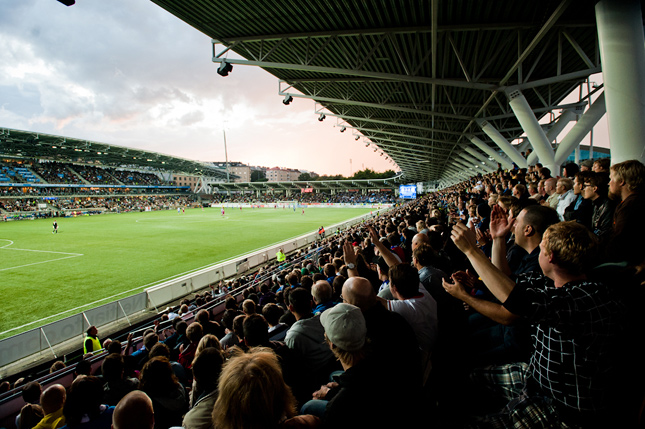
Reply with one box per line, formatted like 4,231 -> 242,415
554,92 -> 607,165
507,90 -> 557,173
596,0 -> 645,164
478,120 -> 528,168
464,147 -> 500,170
527,109 -> 578,165
458,153 -> 494,173
467,134 -> 514,170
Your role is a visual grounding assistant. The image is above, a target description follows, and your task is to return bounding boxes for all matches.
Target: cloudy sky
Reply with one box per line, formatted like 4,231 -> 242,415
0,0 -> 396,176
0,1 -> 608,178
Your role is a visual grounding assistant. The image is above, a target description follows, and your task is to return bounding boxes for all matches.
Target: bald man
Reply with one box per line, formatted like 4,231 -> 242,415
112,391 -> 154,429
342,277 -> 421,386
411,232 -> 431,251
33,384 -> 66,429
544,178 -> 559,209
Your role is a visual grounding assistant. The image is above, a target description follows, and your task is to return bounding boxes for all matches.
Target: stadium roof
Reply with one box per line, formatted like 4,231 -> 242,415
150,0 -> 602,183
213,175 -> 402,193
0,127 -> 232,179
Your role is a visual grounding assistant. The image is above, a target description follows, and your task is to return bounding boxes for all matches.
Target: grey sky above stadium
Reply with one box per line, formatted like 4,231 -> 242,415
0,0 -> 394,176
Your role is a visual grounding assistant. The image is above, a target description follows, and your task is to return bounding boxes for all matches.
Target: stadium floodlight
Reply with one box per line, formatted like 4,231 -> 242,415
365,143 -> 369,147
340,126 -> 346,133
217,60 -> 233,77
283,95 -> 293,105
355,135 -> 360,141
318,113 -> 326,122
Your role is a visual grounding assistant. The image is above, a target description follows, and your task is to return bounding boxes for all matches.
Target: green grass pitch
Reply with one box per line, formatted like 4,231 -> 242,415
0,206 -> 373,338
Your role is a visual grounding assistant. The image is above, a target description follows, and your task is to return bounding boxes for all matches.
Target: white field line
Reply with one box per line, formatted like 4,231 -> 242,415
0,239 -> 84,272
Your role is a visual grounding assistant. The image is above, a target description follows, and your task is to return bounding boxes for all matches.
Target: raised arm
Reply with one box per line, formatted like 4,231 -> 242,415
450,222 -> 516,303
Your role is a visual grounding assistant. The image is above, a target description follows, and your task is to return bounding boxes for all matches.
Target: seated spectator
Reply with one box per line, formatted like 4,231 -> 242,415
262,303 -> 289,341
139,357 -> 188,429
182,348 -> 224,429
606,159 -> 645,265
582,171 -> 615,243
555,177 -> 576,221
100,353 -> 138,406
18,404 -> 44,429
212,349 -> 320,428
33,384 -> 66,429
178,322 -> 203,370
219,309 -> 242,350
148,343 -> 188,387
285,287 -> 339,398
62,376 -> 114,429
563,171 -> 593,229
195,309 -> 224,339
130,332 -> 158,370
316,303 -> 420,428
112,391 -> 154,429
49,361 -> 66,374
312,280 -> 335,316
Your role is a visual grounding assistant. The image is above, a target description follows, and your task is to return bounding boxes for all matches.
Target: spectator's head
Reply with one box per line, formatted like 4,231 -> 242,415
242,299 -> 257,316
288,287 -> 313,317
323,263 -> 336,278
312,280 -> 332,305
539,167 -> 551,179
18,404 -> 43,429
106,340 -> 122,355
148,343 -> 171,359
101,353 -> 124,382
563,162 -> 579,178
175,320 -> 188,336
592,158 -> 610,173
191,347 -> 224,395
232,314 -> 246,339
555,177 -> 573,195
195,309 -> 210,326
63,376 -> 104,427
186,322 -> 203,345
195,334 -> 222,357
544,178 -> 557,196
22,381 -> 42,405
541,221 -> 598,276
222,309 -> 241,331
262,303 -> 284,327
212,349 -> 297,429
514,205 -> 560,252
74,359 -> 92,378
341,276 -> 375,311
40,384 -> 66,415
321,303 -> 368,368
411,232 -> 431,252
86,326 -> 98,338
512,184 -> 526,199
580,159 -> 593,171
582,172 -> 609,200
112,391 -> 154,429
49,360 -> 66,374
243,314 -> 269,347
388,264 -> 420,299
142,332 -> 159,351
139,357 -> 179,394
609,159 -> 645,199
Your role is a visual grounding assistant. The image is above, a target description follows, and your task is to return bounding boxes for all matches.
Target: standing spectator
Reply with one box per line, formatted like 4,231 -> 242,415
606,159 -> 645,265
83,326 -> 101,355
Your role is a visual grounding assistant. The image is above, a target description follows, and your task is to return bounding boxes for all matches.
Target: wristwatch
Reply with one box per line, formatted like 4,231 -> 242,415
347,263 -> 356,270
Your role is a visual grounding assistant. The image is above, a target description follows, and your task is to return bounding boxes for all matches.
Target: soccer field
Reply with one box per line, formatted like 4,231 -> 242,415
0,206 -> 373,338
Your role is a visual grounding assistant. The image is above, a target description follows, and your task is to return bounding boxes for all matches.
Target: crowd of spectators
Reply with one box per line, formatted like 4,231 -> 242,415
211,190 -> 396,205
2,157 -> 645,429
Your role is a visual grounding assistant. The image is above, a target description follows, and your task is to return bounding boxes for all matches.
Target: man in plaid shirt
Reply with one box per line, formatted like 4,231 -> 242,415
446,220 -> 626,427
